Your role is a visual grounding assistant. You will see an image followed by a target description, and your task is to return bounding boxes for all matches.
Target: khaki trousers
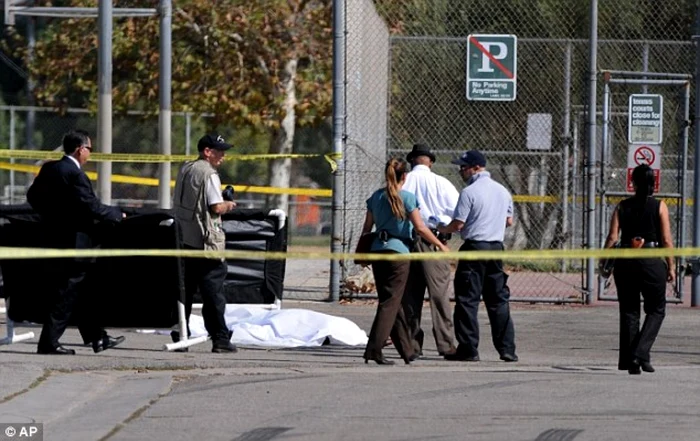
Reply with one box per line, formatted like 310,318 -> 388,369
402,238 -> 456,354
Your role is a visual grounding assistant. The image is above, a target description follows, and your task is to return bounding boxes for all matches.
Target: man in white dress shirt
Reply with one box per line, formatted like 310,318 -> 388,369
402,144 -> 460,356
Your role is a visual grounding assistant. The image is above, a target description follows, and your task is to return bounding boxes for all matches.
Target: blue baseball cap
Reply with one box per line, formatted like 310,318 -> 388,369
451,150 -> 486,167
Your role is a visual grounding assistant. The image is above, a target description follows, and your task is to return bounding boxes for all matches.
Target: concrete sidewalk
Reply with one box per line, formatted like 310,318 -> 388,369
283,258 -> 331,301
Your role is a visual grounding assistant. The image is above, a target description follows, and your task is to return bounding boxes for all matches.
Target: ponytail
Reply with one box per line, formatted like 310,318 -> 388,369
384,157 -> 409,219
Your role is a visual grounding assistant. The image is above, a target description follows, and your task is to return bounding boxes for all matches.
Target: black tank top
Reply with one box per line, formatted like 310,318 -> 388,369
617,196 -> 661,245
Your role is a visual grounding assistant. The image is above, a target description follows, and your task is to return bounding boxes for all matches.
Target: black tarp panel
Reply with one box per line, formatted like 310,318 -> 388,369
0,207 -> 181,328
0,206 -> 286,327
212,209 -> 287,305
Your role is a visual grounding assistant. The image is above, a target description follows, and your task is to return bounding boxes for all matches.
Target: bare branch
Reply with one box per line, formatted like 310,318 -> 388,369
258,55 -> 270,77
174,7 -> 202,35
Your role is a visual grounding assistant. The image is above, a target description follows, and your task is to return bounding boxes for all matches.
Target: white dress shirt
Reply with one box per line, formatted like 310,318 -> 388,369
65,155 -> 81,170
403,164 -> 460,225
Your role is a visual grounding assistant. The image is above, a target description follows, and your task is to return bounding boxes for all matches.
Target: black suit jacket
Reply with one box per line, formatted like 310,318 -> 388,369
27,156 -> 122,249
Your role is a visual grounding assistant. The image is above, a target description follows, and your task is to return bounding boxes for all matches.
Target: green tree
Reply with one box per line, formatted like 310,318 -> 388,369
7,0 -> 332,212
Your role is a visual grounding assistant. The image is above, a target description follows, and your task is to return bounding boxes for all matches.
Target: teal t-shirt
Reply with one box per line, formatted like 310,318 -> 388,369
366,188 -> 418,254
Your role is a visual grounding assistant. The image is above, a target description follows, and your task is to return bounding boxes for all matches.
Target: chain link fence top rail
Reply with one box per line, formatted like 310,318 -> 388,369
342,0 -> 695,301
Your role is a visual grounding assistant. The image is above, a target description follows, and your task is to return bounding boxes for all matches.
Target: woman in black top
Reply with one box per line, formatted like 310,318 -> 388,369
602,164 -> 675,375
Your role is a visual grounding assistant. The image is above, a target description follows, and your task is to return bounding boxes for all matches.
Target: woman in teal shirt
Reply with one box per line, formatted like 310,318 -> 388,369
360,157 -> 449,365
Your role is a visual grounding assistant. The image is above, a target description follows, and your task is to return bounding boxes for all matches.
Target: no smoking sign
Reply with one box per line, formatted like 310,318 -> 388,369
626,144 -> 660,192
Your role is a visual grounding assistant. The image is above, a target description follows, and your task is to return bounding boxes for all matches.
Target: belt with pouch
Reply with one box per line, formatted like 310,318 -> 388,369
377,230 -> 413,248
623,241 -> 659,248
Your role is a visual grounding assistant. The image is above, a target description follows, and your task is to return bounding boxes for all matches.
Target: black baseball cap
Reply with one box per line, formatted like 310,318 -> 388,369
197,133 -> 232,152
451,150 -> 486,167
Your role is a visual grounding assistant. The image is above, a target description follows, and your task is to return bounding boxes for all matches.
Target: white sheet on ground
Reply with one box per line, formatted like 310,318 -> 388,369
186,306 -> 368,348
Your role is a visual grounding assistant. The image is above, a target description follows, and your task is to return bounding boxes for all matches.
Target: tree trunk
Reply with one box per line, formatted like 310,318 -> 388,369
266,58 -> 298,213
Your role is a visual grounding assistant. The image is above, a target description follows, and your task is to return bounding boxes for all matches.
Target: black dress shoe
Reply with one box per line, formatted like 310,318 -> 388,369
444,350 -> 480,362
405,353 -> 420,364
500,353 -> 519,362
628,359 -> 642,375
634,358 -> 655,373
438,347 -> 457,356
212,341 -> 238,353
93,335 -> 125,353
364,355 -> 395,365
37,345 -> 76,355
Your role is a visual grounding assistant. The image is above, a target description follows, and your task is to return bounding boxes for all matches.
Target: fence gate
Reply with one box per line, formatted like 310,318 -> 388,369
596,71 -> 691,303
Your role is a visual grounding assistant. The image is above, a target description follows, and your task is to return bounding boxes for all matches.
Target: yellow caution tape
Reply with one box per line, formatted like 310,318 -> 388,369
1,152 -> 694,204
0,149 -> 341,168
0,162 -> 332,197
0,246 -> 693,261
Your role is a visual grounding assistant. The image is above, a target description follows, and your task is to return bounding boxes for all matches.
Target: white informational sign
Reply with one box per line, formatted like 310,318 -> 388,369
628,94 -> 663,144
526,113 -> 552,150
626,144 -> 660,192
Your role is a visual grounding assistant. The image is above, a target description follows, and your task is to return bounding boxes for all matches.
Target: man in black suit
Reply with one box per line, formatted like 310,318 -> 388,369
28,129 -> 126,355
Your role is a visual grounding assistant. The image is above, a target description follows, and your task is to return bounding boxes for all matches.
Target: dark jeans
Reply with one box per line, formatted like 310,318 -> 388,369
613,258 -> 666,367
184,256 -> 229,343
38,258 -> 104,349
453,240 -> 516,357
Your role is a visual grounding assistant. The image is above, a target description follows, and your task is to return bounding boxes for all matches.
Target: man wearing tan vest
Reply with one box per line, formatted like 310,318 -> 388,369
173,133 -> 237,353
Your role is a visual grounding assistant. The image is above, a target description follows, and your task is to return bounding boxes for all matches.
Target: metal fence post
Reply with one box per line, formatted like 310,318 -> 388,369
158,0 -> 172,209
185,112 -> 192,156
330,0 -> 345,302
9,108 -> 16,204
585,0 -> 599,305
25,17 -> 35,149
692,6 -> 700,307
561,42 -> 573,273
97,0 -> 113,204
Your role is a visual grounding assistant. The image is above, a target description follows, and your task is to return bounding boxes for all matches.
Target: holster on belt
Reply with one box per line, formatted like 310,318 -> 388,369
631,237 -> 645,249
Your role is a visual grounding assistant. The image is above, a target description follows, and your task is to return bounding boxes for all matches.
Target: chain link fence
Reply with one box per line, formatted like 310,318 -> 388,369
341,0 -> 695,302
341,0 -> 389,281
0,106 -> 336,240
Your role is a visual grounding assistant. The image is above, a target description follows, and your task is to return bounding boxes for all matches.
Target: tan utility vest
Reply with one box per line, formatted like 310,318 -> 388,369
173,159 -> 225,251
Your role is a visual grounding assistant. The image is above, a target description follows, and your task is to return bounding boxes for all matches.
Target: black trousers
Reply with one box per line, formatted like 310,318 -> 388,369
184,255 -> 229,343
38,258 -> 104,349
453,240 -> 516,357
613,258 -> 666,368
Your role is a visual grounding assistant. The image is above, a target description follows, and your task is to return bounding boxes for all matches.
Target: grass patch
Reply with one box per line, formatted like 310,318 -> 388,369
288,234 -> 331,248
504,260 -> 581,273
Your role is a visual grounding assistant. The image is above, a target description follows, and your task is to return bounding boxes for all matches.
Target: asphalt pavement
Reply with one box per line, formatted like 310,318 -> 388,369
1,259 -> 699,441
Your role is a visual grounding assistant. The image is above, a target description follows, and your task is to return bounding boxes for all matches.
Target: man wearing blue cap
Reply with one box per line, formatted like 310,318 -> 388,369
438,150 -> 517,362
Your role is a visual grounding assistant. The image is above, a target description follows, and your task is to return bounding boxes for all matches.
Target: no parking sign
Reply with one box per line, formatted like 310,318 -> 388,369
626,144 -> 660,192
